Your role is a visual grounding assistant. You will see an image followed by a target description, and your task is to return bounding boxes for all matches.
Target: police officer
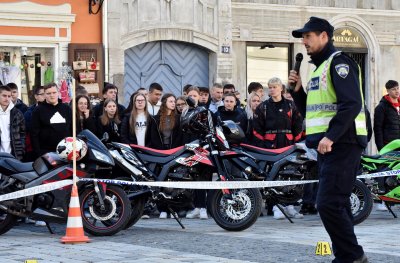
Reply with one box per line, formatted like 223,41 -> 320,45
289,17 -> 368,263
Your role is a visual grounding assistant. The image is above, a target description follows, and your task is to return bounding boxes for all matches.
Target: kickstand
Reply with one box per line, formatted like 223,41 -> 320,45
276,204 -> 294,223
45,222 -> 55,234
385,203 -> 397,218
168,207 -> 185,229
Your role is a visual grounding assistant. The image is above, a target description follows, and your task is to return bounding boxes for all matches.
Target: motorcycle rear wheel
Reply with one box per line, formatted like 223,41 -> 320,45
351,179 -> 373,225
208,180 -> 262,231
0,213 -> 17,235
80,185 -> 131,236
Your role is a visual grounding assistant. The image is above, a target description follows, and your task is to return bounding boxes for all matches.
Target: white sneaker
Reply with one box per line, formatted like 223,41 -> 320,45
25,218 -> 36,224
141,214 -> 150,219
170,213 -> 178,219
376,203 -> 388,211
285,205 -> 304,219
159,212 -> 168,219
35,221 -> 46,226
186,208 -> 200,219
273,206 -> 285,220
199,208 -> 208,219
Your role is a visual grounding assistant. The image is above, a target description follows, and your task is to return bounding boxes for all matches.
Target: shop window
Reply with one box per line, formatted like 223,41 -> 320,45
246,43 -> 290,89
68,43 -> 104,98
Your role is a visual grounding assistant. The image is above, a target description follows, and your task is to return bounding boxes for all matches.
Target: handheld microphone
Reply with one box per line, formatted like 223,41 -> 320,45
289,53 -> 303,90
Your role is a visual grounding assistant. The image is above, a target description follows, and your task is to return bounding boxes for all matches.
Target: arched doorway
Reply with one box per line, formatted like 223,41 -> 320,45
333,27 -> 368,97
124,41 -> 209,97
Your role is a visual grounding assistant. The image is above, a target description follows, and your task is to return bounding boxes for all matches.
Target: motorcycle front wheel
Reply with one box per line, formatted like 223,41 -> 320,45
351,179 -> 373,225
208,180 -> 262,231
80,185 -> 131,236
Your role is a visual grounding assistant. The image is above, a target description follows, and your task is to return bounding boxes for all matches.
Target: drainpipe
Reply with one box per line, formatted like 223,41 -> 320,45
102,0 -> 108,82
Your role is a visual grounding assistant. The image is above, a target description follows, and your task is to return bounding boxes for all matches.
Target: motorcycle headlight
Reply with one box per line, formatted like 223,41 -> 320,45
92,149 -> 114,165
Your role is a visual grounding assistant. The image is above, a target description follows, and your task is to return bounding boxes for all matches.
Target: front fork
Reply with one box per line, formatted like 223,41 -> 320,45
93,181 -> 107,210
205,135 -> 231,196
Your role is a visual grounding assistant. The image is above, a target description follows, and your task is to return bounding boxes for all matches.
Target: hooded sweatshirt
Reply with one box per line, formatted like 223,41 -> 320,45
31,99 -> 72,156
374,95 -> 400,150
0,101 -> 14,154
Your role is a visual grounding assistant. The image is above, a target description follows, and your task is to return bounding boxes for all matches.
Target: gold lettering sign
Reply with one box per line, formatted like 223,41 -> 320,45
333,28 -> 367,48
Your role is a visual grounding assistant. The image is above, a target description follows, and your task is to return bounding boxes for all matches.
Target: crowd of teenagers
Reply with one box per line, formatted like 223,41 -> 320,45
1,77 -> 398,221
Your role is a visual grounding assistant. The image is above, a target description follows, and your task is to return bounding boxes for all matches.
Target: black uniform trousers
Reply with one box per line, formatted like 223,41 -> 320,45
316,143 -> 364,263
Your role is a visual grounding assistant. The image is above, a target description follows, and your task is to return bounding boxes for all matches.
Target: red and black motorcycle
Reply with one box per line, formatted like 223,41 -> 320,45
107,106 -> 262,231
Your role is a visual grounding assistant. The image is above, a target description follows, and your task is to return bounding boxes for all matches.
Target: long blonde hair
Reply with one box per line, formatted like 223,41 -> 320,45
245,92 -> 261,119
129,93 -> 149,135
100,99 -> 121,126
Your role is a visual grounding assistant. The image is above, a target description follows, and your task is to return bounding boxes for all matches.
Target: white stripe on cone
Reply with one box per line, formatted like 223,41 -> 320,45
66,215 -> 84,228
69,196 -> 80,208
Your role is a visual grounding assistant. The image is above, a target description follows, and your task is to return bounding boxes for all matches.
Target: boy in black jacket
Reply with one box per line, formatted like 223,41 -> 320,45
31,83 -> 72,157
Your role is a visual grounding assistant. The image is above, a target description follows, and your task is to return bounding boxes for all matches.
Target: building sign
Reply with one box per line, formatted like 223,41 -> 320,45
221,45 -> 230,54
333,28 -> 367,49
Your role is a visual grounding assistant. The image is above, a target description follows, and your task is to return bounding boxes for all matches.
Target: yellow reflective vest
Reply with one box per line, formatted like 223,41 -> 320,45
305,51 -> 368,138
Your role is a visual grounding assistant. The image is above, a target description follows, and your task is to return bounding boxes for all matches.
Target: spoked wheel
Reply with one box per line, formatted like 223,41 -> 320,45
208,181 -> 262,231
351,179 -> 373,225
0,212 -> 17,235
80,185 -> 131,236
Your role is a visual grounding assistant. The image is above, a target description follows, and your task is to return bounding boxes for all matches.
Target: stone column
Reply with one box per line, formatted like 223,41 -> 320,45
216,0 -> 233,85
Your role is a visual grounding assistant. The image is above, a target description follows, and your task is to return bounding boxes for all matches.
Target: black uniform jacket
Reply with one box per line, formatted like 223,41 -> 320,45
292,42 -> 367,149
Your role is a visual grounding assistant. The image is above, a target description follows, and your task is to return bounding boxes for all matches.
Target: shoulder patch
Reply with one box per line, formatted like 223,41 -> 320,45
335,64 -> 349,79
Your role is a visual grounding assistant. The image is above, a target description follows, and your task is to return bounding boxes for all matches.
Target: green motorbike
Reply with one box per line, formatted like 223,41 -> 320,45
358,139 -> 400,223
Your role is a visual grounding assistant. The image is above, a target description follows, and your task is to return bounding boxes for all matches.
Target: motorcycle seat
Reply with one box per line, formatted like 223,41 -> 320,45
0,158 -> 34,173
240,143 -> 295,155
362,154 -> 381,159
129,145 -> 185,157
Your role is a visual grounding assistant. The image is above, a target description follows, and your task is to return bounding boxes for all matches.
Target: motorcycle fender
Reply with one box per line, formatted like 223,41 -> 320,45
362,157 -> 388,164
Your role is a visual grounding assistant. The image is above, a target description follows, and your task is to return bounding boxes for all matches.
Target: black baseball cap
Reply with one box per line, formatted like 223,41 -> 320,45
292,17 -> 334,38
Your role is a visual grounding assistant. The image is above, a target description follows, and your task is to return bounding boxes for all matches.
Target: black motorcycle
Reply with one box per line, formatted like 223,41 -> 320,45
0,130 -> 131,236
228,134 -> 370,224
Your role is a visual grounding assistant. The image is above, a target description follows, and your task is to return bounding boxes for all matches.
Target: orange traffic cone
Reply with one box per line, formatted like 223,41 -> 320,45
61,183 -> 90,243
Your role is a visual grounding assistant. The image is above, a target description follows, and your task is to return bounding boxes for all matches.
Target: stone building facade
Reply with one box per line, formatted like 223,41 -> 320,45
108,0 -> 400,150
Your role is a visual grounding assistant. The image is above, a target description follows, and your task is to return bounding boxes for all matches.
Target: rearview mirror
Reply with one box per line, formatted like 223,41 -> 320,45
186,96 -> 196,108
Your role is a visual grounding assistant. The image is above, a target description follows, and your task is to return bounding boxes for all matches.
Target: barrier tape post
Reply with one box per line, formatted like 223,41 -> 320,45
61,78 -> 90,244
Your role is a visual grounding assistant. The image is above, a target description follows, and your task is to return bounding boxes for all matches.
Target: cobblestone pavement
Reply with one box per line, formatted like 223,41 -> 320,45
1,204 -> 400,263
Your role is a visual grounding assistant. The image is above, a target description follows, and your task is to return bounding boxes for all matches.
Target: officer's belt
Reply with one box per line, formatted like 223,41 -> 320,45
265,129 -> 292,134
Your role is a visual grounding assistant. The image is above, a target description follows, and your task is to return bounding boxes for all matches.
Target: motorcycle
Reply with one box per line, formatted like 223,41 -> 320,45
0,130 -> 131,236
226,126 -> 370,225
357,139 -> 400,222
107,106 -> 263,231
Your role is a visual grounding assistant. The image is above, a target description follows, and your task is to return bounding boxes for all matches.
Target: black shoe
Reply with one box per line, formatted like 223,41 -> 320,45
300,204 -> 318,215
177,210 -> 187,218
353,254 -> 369,263
266,205 -> 273,216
